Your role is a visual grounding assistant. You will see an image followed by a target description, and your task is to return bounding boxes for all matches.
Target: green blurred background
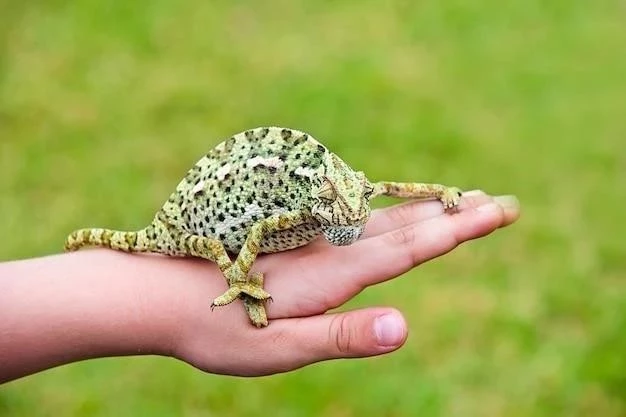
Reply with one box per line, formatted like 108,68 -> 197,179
1,1 -> 625,415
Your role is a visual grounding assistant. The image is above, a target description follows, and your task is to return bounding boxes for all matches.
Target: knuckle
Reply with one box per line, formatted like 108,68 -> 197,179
387,225 -> 417,248
329,314 -> 354,355
386,202 -> 417,227
386,226 -> 421,266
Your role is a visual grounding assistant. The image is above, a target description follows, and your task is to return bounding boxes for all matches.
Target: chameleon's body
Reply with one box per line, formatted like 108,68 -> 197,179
65,127 -> 462,327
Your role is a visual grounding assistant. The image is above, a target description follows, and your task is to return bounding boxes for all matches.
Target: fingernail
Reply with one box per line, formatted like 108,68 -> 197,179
374,313 -> 405,347
477,202 -> 500,212
462,189 -> 485,197
494,195 -> 519,209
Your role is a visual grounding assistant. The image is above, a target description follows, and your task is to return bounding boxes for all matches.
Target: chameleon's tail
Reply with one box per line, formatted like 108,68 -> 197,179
64,226 -> 154,253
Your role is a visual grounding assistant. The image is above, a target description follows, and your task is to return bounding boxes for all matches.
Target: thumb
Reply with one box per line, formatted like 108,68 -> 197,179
277,308 -> 408,368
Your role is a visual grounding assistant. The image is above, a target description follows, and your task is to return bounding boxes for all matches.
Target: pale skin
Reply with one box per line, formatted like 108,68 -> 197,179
0,191 -> 519,383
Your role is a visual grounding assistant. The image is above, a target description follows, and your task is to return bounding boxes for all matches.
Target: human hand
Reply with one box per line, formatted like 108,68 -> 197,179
169,190 -> 519,376
0,191 -> 518,383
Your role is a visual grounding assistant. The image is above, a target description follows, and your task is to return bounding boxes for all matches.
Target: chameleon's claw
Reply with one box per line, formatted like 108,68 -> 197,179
441,187 -> 462,212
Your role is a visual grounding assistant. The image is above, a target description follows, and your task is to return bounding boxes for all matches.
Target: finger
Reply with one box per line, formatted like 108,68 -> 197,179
493,195 -> 520,226
362,190 -> 494,238
268,308 -> 407,370
262,195 -> 519,318
347,200 -> 514,289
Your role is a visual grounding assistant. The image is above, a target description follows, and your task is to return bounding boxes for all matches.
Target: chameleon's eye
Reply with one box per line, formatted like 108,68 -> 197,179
317,178 -> 337,203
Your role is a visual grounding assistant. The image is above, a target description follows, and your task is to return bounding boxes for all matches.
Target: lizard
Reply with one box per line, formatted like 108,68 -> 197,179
65,127 -> 463,327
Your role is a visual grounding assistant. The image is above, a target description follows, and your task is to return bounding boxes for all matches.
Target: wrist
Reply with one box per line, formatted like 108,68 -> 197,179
0,250 -> 218,382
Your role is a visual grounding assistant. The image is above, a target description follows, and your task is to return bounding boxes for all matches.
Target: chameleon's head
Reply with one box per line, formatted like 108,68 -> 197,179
311,154 -> 374,246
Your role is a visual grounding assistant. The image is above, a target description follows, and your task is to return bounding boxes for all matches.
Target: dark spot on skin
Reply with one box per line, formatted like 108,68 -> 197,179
247,196 -> 253,204
224,137 -> 237,153
218,213 -> 225,221
245,130 -> 255,140
260,128 -> 270,138
317,144 -> 326,154
293,135 -> 307,146
225,186 -> 231,193
281,129 -> 292,140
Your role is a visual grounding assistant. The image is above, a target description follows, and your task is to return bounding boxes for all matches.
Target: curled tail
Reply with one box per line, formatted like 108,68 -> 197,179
64,226 -> 154,253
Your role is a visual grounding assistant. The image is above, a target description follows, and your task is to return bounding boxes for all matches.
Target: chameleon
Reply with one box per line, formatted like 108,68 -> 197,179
65,127 -> 462,327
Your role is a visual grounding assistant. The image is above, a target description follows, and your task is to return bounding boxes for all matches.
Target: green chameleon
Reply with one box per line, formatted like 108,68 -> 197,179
65,127 -> 462,327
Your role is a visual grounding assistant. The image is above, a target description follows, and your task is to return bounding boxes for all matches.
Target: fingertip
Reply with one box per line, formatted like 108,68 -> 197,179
494,195 -> 521,226
285,307 -> 408,366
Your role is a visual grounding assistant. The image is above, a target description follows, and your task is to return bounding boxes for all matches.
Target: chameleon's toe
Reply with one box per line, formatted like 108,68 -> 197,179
440,187 -> 462,212
242,272 -> 270,327
243,295 -> 269,327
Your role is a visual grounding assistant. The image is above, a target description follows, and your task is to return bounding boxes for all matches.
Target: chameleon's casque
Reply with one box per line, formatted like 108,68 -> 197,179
65,127 -> 462,327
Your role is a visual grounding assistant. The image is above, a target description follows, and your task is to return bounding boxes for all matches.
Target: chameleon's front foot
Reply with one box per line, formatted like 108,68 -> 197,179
441,186 -> 463,211
211,272 -> 272,327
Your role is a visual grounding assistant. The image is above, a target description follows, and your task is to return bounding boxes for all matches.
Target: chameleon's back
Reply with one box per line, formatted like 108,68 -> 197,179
159,127 -> 329,254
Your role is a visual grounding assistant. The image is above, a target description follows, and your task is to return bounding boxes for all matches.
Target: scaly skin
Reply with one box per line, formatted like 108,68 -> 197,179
65,127 -> 462,327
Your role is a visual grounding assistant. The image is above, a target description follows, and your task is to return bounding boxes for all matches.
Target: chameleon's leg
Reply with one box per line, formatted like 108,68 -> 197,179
372,181 -> 463,211
64,227 -> 154,252
210,211 -> 307,312
177,233 -> 270,327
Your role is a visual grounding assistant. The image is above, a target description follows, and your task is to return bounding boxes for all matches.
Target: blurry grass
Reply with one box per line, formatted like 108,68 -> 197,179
1,0 -> 625,416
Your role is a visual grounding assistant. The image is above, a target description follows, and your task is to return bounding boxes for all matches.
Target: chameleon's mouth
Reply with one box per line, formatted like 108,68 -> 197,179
322,225 -> 365,246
